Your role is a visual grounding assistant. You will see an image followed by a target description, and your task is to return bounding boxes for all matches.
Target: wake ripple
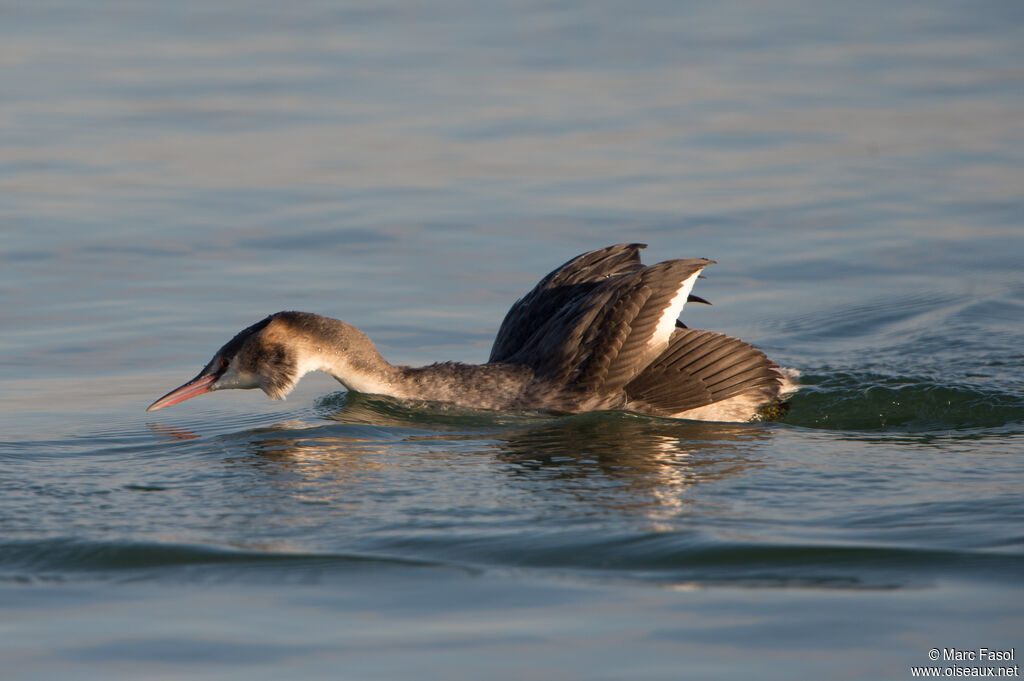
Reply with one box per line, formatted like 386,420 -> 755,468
782,372 -> 1024,432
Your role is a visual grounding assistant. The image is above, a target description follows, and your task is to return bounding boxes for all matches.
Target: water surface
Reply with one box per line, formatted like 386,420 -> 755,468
2,1 -> 1023,679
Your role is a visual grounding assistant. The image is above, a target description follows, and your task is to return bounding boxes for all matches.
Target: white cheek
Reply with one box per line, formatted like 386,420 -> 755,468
213,365 -> 261,390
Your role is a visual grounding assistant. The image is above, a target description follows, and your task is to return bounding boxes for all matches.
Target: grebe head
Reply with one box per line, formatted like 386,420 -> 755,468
146,315 -> 299,411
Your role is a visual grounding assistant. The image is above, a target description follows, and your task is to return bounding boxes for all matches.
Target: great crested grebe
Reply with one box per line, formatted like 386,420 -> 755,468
147,244 -> 795,421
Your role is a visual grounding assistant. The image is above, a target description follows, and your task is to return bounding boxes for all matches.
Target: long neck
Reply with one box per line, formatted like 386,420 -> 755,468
268,312 -> 533,408
274,313 -> 408,398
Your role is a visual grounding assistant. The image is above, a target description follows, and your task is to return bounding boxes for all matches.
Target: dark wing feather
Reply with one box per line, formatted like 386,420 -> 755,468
570,259 -> 712,394
489,243 -> 647,363
492,250 -> 714,404
624,328 -> 782,414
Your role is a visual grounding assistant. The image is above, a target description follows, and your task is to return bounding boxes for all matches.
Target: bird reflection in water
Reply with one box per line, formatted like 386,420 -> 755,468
187,392 -> 774,521
147,423 -> 201,441
491,412 -> 769,522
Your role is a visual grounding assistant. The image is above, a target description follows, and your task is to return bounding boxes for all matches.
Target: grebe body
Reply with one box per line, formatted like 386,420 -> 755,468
147,244 -> 794,421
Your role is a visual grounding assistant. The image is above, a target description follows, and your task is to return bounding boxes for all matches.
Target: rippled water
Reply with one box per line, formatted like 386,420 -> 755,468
3,1 -> 1023,679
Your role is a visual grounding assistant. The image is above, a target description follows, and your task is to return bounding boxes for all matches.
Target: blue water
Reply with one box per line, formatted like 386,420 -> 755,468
3,1 -> 1023,679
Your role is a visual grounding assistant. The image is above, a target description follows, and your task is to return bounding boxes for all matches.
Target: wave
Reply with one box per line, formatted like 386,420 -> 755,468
8,372 -> 1018,467
314,376 -> 1024,436
3,534 -> 1020,590
312,371 -> 1024,435
223,374 -> 1024,438
782,372 -> 1024,432
0,538 -> 451,584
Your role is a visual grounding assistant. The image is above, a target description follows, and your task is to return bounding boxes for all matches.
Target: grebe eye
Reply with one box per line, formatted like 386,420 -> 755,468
219,357 -> 229,369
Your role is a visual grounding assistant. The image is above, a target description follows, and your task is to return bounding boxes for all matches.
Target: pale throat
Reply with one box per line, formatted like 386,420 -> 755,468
293,342 -> 402,398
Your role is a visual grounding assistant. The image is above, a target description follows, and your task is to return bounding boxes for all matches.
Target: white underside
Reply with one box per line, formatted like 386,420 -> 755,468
671,392 -> 770,422
671,367 -> 801,422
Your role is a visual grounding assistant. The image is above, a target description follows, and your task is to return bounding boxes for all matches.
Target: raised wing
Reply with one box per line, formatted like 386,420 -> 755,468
490,245 -> 716,399
488,243 -> 647,364
553,258 -> 714,395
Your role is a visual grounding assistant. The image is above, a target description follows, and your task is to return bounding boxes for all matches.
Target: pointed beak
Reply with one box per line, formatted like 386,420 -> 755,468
146,371 -> 218,412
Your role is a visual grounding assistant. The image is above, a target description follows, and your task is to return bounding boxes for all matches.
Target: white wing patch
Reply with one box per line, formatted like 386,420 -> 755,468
649,270 -> 702,348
